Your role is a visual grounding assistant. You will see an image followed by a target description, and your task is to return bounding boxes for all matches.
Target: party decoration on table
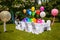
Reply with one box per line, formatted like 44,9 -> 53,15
0,11 -> 11,32
40,6 -> 44,11
40,11 -> 46,18
31,6 -> 35,12
23,18 -> 32,22
26,17 -> 30,22
37,19 -> 43,23
22,18 -> 26,22
51,8 -> 59,25
32,18 -> 37,23
29,18 -> 32,22
36,10 -> 40,15
23,9 -> 26,14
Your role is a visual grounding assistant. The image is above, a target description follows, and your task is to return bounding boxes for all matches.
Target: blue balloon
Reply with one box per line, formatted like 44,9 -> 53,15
28,11 -> 31,15
27,9 -> 30,13
26,17 -> 30,22
22,17 -> 30,22
27,9 -> 32,15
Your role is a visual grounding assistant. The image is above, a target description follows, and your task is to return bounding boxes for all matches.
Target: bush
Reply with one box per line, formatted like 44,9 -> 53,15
0,20 -> 13,25
0,21 -> 3,25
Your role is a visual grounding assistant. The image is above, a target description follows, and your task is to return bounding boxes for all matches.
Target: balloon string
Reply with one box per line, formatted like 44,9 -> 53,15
4,22 -> 6,32
52,17 -> 55,25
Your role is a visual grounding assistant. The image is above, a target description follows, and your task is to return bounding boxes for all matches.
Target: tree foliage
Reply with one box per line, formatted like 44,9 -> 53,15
0,0 -> 60,21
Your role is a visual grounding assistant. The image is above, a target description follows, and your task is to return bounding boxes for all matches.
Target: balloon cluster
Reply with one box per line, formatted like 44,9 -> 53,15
23,6 -> 46,23
23,6 -> 46,17
23,7 -> 35,17
22,17 -> 43,24
22,6 -> 59,25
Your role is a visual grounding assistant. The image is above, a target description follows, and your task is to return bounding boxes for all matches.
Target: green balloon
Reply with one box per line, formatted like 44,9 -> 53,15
29,18 -> 32,22
31,11 -> 35,17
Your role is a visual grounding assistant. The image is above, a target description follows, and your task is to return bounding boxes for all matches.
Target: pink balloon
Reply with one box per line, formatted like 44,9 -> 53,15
37,19 -> 43,23
51,9 -> 58,16
40,6 -> 44,11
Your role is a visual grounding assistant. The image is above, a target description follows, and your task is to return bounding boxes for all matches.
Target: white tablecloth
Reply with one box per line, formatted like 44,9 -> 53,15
15,21 -> 51,34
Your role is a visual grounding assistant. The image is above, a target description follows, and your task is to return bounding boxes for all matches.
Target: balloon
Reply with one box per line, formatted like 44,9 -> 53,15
36,10 -> 40,15
22,17 -> 30,22
28,18 -> 31,22
27,9 -> 32,15
29,18 -> 32,22
23,9 -> 26,14
32,18 -> 37,23
0,11 -> 11,22
31,11 -> 35,17
27,9 -> 30,13
31,18 -> 33,22
22,18 -> 26,22
37,19 -> 43,23
51,9 -> 59,16
40,11 -> 46,18
31,7 -> 35,12
26,17 -> 28,22
40,6 -> 44,11
26,17 -> 29,22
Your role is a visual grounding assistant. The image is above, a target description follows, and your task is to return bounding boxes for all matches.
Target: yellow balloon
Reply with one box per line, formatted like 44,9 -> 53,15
23,9 -> 26,14
31,7 -> 35,11
32,18 -> 36,23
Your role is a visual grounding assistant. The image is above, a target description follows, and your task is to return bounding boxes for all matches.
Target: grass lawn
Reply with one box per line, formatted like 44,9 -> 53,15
0,23 -> 60,40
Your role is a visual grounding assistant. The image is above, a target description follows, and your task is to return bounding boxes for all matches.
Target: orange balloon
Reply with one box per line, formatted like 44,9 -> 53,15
23,9 -> 26,14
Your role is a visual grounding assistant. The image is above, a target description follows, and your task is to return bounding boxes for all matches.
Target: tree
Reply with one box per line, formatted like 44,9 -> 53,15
0,0 -> 60,22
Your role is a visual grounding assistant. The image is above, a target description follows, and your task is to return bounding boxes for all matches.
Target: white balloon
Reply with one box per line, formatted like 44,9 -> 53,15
40,11 -> 46,18
0,11 -> 11,22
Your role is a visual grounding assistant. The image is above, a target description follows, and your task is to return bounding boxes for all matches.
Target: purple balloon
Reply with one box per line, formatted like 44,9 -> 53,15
40,6 -> 44,11
22,18 -> 26,22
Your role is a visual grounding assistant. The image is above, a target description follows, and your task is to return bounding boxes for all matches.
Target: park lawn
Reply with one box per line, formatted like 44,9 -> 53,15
0,23 -> 60,40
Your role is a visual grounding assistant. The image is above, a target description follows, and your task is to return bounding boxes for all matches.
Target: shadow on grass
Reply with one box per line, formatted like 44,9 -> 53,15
0,32 -> 2,34
4,30 -> 14,33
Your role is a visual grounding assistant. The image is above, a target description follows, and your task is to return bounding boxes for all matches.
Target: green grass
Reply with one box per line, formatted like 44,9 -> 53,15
0,23 -> 60,40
